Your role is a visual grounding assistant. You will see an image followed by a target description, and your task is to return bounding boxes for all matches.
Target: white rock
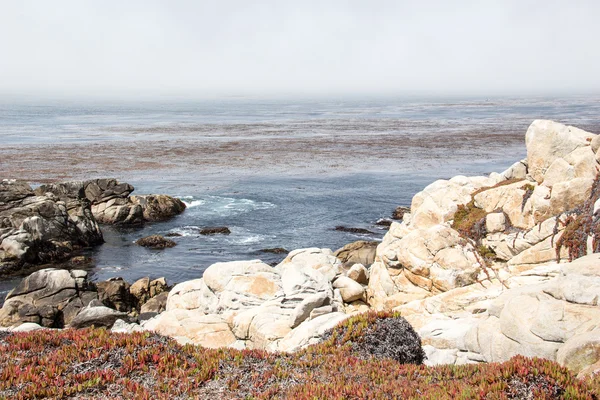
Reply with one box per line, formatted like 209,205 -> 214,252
332,276 -> 365,302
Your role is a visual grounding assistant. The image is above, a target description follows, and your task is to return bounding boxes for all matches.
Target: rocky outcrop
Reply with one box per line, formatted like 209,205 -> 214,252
369,120 -> 600,309
399,254 -> 600,375
37,179 -> 186,225
0,268 -> 169,329
130,195 -> 186,222
1,180 -> 103,274
143,249 -> 359,351
0,268 -> 97,327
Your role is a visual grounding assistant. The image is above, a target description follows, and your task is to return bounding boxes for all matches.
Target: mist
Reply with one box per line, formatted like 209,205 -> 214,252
1,0 -> 599,99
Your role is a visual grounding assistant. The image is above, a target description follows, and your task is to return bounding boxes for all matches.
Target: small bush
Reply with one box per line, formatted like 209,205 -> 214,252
452,200 -> 488,242
319,311 -> 425,364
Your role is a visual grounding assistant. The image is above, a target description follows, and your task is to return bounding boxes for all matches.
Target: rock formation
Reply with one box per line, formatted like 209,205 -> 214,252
0,180 -> 103,274
37,179 -> 186,225
0,268 -> 168,329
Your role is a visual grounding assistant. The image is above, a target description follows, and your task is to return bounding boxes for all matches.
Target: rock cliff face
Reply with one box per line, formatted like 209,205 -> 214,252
0,180 -> 103,274
368,119 -> 600,310
370,120 -> 600,376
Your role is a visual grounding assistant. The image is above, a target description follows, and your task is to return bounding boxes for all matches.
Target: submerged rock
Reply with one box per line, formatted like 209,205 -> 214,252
260,247 -> 288,254
136,235 -> 177,249
199,226 -> 231,235
334,226 -> 374,235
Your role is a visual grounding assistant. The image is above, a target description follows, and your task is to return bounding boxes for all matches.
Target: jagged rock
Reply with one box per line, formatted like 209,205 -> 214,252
135,235 -> 177,249
399,254 -> 600,375
129,194 -> 186,222
260,247 -> 288,254
1,180 -> 103,274
334,241 -> 378,267
392,206 -> 410,220
140,292 -> 168,315
0,268 -> 98,328
369,224 -> 482,309
409,175 -> 495,229
97,278 -> 135,312
130,277 -> 151,305
276,312 -> 348,352
41,179 -> 185,225
485,212 -> 506,234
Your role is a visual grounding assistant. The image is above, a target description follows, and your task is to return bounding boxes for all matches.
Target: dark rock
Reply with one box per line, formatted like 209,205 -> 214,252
375,218 -> 392,227
392,206 -> 410,220
199,227 -> 231,235
0,268 -> 98,328
97,277 -> 135,312
136,235 -> 177,249
139,312 -> 159,322
1,180 -> 103,274
260,247 -> 288,254
130,195 -> 186,222
334,226 -> 374,235
334,241 -> 378,267
165,232 -> 183,237
140,291 -> 168,315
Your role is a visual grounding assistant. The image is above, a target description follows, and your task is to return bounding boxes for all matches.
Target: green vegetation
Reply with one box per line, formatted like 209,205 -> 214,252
452,200 -> 488,242
1,311 -> 599,399
477,245 -> 497,261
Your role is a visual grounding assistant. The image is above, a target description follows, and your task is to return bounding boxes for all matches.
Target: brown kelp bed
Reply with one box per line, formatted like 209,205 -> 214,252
1,312 -> 598,399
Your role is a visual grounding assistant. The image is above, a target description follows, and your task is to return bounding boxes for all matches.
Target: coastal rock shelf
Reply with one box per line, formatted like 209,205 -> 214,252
1,120 -> 600,377
0,178 -> 185,275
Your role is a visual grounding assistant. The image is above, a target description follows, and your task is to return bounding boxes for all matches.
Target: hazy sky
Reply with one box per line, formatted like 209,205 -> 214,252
1,1 -> 599,99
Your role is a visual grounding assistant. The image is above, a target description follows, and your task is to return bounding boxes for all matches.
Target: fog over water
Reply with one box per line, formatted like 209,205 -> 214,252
1,1 -> 599,99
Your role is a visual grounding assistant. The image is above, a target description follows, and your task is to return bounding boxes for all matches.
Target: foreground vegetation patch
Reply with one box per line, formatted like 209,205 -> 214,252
0,312 -> 599,399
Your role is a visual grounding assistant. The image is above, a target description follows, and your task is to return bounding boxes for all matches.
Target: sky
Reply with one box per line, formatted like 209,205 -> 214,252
0,0 -> 599,99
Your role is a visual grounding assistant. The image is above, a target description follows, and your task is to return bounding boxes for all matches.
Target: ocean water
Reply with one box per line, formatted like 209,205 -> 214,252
1,96 -> 599,301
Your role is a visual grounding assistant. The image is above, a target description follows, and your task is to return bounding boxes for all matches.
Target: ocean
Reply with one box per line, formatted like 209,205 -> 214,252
1,96 -> 599,301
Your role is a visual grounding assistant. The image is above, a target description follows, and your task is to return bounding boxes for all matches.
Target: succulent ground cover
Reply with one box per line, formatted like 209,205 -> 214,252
1,312 -> 599,399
